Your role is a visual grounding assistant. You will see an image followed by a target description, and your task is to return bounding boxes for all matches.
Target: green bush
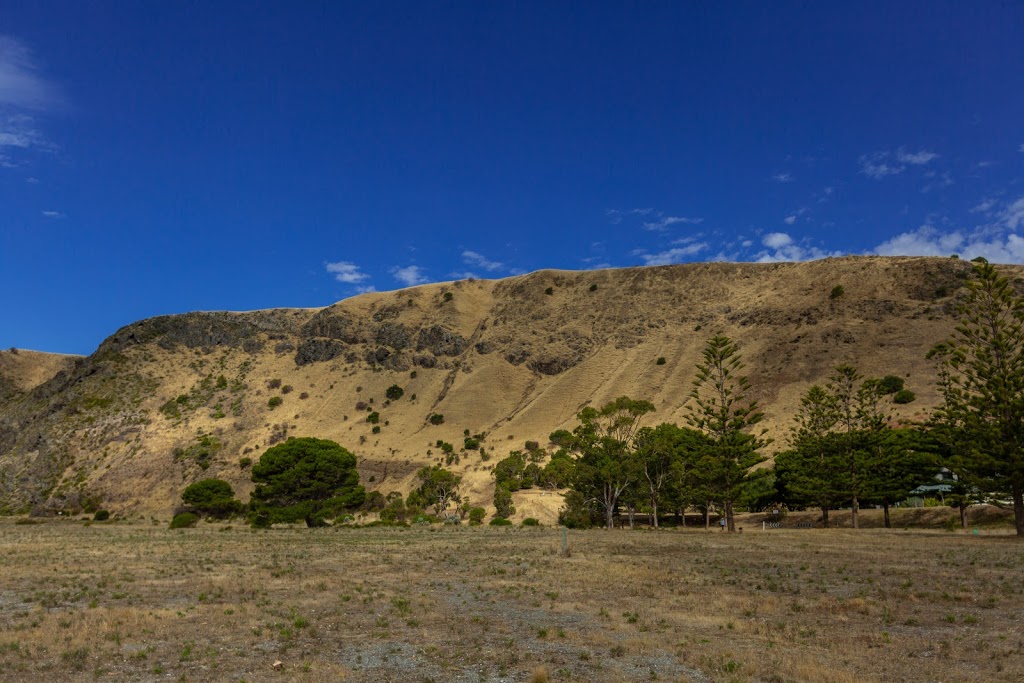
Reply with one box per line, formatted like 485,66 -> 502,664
656,357 -> 666,365
442,292 -> 453,302
268,396 -> 283,409
361,491 -> 387,512
878,375 -> 905,394
464,437 -> 480,450
372,425 -> 381,434
830,284 -> 845,299
366,411 -> 380,424
493,485 -> 515,519
893,389 -> 916,404
238,457 -> 253,469
170,512 -> 198,529
468,507 -> 486,525
429,413 -> 445,425
385,384 -> 404,400
181,478 -> 243,518
589,283 -> 598,292
93,510 -> 110,522
489,517 -> 513,526
521,517 -> 540,526
544,287 -> 554,295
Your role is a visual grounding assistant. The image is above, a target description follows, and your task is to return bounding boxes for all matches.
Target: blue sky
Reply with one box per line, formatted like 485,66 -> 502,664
2,2 -> 1023,355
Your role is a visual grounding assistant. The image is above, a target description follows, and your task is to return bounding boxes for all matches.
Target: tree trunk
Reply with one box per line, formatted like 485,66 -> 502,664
822,507 -> 830,528
604,484 -> 615,530
627,505 -> 636,529
650,496 -> 659,529
725,500 -> 735,532
959,502 -> 967,529
883,500 -> 891,529
1014,484 -> 1024,537
704,502 -> 711,531
851,494 -> 860,529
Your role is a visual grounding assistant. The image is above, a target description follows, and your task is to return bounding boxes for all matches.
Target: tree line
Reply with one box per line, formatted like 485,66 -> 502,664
173,260 -> 1024,537
493,260 -> 1024,536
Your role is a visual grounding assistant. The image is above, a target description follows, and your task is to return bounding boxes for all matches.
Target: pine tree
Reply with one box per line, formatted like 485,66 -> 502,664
685,335 -> 769,531
929,260 -> 1024,536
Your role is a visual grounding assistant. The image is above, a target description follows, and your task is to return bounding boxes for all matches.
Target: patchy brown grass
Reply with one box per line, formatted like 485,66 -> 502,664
0,519 -> 1021,682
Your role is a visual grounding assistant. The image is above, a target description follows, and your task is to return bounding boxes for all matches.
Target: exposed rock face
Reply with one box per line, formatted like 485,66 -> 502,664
301,312 -> 359,342
375,323 -> 411,350
295,338 -> 347,366
416,326 -> 467,356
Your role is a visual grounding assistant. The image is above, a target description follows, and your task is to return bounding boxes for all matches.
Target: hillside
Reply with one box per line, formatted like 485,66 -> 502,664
0,256 -> 1001,520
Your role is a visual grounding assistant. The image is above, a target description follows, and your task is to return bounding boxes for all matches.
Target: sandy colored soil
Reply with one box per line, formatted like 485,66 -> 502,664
0,518 -> 1021,682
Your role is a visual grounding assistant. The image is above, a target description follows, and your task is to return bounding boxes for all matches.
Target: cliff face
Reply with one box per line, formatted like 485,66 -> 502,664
0,256 -> 991,519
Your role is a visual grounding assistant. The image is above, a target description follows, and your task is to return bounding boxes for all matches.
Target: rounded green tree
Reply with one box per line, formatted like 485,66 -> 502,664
181,478 -> 242,519
250,437 -> 366,527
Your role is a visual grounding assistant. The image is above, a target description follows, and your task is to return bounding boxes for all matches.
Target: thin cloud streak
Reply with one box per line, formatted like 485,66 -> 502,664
325,261 -> 370,284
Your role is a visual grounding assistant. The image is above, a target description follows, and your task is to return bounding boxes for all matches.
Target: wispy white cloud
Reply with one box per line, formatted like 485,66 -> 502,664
325,261 -> 370,284
461,250 -> 504,272
754,231 -> 840,263
762,232 -> 793,249
636,242 -> 709,266
390,265 -> 428,287
783,207 -> 810,225
873,226 -> 1024,264
0,37 -> 58,109
771,172 -> 793,183
448,271 -> 479,280
1000,196 -> 1024,231
642,215 -> 703,231
0,37 -> 59,168
41,209 -> 63,218
354,285 -> 376,294
870,195 -> 1024,264
608,208 -> 702,231
859,147 -> 939,180
896,149 -> 939,165
920,171 -> 953,194
970,197 -> 997,214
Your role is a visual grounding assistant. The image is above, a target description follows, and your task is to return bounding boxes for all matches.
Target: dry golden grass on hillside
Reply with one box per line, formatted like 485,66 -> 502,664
3,256 -> 1012,519
0,348 -> 78,392
0,519 -> 1021,683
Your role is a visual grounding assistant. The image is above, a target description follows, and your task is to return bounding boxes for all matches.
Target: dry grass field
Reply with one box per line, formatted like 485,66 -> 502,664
1,520 -> 1021,683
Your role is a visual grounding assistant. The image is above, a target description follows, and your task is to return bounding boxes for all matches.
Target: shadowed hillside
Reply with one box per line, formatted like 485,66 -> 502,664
0,256 -> 1005,520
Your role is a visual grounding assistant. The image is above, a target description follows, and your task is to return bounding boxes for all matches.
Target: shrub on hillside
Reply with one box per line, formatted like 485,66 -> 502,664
92,510 -> 110,522
468,507 -> 486,525
429,413 -> 445,425
489,517 -> 513,526
878,375 -> 905,394
182,478 -> 243,518
170,512 -> 198,529
385,384 -> 404,400
893,389 -> 916,404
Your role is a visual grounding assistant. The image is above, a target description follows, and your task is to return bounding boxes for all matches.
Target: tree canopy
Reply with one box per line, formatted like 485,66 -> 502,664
250,437 -> 366,527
